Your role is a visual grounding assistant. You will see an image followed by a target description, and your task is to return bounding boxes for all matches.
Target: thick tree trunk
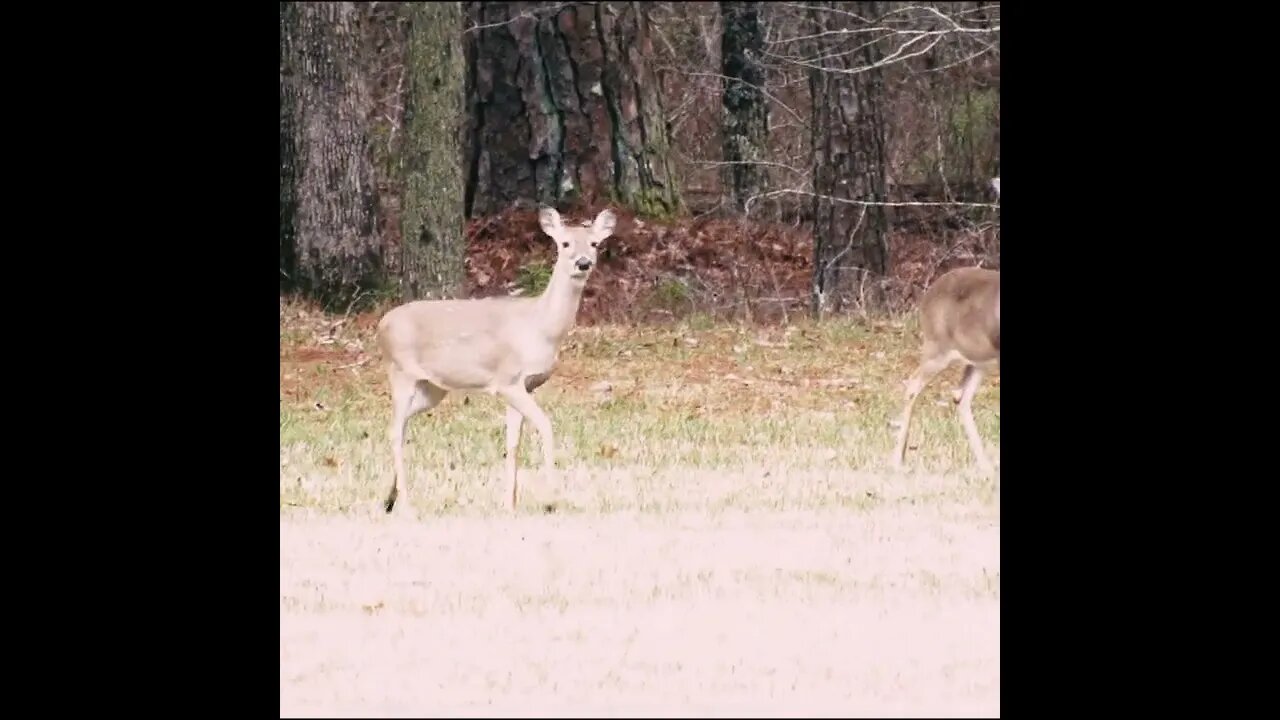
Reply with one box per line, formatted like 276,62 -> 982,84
279,1 -> 384,305
808,1 -> 889,317
598,2 -> 682,217
401,1 -> 467,301
466,2 -> 613,216
280,2 -> 298,293
720,1 -> 768,212
465,1 -> 681,218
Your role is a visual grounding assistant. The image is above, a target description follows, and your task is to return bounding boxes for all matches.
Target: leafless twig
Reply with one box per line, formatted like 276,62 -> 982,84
750,188 -> 998,210
464,2 -> 575,33
683,71 -> 810,129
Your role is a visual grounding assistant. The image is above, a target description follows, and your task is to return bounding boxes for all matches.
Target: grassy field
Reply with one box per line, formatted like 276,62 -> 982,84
279,299 -> 1000,717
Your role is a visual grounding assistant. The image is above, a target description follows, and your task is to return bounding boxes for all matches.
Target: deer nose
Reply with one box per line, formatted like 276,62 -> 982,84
575,257 -> 593,271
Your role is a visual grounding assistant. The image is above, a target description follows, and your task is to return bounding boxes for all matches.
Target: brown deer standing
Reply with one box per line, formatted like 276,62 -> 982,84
375,207 -> 617,514
890,178 -> 999,474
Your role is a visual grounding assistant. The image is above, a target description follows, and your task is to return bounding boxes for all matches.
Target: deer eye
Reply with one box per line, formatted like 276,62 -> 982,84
590,241 -> 599,248
561,242 -> 569,248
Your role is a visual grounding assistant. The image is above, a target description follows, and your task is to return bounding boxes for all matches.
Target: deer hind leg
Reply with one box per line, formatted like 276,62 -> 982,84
955,364 -> 995,475
497,383 -> 555,511
890,348 -> 952,470
385,369 -> 446,514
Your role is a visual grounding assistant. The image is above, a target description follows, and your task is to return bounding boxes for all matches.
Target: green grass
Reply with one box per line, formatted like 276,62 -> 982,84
280,309 -> 999,515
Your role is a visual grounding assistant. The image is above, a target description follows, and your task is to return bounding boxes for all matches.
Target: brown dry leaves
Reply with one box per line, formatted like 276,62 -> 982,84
462,206 -> 812,323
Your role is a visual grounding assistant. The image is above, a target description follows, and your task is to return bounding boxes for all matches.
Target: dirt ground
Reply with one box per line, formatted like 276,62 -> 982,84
280,492 -> 999,717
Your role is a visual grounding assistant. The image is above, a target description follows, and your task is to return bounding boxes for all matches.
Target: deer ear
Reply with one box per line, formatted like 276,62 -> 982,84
539,207 -> 563,234
592,208 -> 617,236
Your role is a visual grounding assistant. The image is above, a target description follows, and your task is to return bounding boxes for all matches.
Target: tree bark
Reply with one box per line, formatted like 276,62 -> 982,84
808,1 -> 889,316
401,1 -> 468,301
280,1 -> 298,293
279,1 -> 384,305
598,2 -> 682,217
465,1 -> 681,218
720,1 -> 768,213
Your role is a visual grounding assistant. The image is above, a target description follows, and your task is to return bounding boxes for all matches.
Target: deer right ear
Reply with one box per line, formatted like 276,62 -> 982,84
539,207 -> 563,235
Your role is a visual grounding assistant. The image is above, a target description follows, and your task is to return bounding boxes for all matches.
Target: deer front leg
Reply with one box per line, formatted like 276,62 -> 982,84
498,385 -> 555,508
504,404 -> 524,511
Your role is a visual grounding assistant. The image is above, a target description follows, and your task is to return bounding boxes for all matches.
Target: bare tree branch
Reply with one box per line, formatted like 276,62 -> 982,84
763,1 -> 998,77
683,70 -> 810,129
749,188 -> 998,213
463,2 -> 575,34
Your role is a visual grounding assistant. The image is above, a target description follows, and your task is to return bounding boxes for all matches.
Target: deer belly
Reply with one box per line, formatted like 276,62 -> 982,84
417,339 -> 515,391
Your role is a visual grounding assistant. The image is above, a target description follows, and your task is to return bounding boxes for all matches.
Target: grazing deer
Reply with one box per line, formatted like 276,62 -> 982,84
375,206 -> 617,514
890,177 -> 1000,474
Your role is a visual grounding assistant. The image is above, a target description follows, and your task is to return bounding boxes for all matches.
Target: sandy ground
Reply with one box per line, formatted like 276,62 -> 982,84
281,501 -> 999,717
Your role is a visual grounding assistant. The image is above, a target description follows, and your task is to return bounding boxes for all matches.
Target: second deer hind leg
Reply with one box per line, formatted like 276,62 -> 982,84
385,368 -> 447,514
955,364 -> 995,475
497,383 -> 555,511
890,346 -> 953,470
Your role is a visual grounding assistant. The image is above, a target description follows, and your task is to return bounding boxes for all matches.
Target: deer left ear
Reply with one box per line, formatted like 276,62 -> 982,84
592,208 -> 617,237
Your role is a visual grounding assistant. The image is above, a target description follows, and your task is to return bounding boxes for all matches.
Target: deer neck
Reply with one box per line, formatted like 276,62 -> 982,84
535,266 -> 587,343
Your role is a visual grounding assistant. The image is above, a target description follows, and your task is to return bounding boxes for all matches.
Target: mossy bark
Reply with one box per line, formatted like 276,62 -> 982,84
720,1 -> 768,213
401,1 -> 467,301
279,1 -> 384,306
808,1 -> 889,316
597,2 -> 682,218
465,1 -> 681,219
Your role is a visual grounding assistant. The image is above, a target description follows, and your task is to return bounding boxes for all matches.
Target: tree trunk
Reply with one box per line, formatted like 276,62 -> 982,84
280,2 -> 298,293
598,2 -> 682,217
720,1 -> 768,213
808,1 -> 889,317
401,1 -> 467,301
279,1 -> 384,305
465,1 -> 681,218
